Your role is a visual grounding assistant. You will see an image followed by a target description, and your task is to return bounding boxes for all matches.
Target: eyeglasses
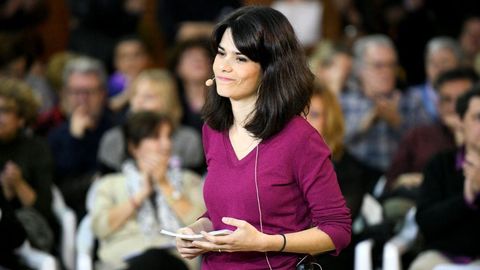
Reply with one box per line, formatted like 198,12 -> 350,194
66,87 -> 102,96
364,61 -> 397,70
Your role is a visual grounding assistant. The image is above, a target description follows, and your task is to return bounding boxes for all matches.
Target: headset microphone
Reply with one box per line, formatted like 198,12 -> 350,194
205,77 -> 215,87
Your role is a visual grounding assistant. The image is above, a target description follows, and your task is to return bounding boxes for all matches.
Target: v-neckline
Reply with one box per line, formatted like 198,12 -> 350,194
224,131 -> 259,165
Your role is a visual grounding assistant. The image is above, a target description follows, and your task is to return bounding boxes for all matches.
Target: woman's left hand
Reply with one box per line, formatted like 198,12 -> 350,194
192,217 -> 269,253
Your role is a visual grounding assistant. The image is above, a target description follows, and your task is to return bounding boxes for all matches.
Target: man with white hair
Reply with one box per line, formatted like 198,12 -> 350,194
341,34 -> 403,173
48,56 -> 116,219
403,37 -> 463,125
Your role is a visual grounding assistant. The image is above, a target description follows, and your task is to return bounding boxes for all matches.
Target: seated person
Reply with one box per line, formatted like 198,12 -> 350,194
48,56 -> 116,219
409,86 -> 480,270
108,35 -> 152,113
98,69 -> 204,174
0,78 -> 56,251
168,38 -> 213,134
91,111 -> 205,270
384,68 -> 478,222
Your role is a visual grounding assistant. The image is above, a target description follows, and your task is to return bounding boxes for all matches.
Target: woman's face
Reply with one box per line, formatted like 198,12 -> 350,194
177,47 -> 212,82
131,123 -> 173,168
115,40 -> 150,79
0,97 -> 24,141
213,28 -> 262,102
306,95 -> 326,134
130,79 -> 166,113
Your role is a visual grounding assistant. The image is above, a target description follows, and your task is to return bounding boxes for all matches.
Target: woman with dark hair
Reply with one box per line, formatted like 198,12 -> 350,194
169,38 -> 214,134
175,6 -> 351,269
91,111 -> 205,270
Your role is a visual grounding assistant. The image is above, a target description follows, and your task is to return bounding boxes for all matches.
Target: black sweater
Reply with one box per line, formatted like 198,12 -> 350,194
416,149 -> 480,257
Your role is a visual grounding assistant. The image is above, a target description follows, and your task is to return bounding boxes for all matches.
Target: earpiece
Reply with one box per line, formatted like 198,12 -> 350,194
205,77 -> 215,87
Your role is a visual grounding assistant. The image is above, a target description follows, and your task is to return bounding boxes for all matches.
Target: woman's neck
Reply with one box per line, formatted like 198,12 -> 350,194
230,97 -> 257,131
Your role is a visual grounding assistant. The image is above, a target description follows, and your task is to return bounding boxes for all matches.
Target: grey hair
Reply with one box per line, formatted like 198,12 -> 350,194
352,34 -> 396,74
62,56 -> 107,89
425,36 -> 463,62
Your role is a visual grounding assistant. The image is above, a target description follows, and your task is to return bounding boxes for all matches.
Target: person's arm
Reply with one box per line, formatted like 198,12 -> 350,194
2,162 -> 36,207
192,131 -> 351,256
106,189 -> 149,233
203,218 -> 335,254
416,153 -> 473,238
91,176 -> 148,238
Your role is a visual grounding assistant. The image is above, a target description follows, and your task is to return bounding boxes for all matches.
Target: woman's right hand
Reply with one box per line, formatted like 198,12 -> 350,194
176,227 -> 208,259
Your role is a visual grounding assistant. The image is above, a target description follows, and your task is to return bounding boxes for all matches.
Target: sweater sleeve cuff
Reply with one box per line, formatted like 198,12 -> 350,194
317,224 -> 351,256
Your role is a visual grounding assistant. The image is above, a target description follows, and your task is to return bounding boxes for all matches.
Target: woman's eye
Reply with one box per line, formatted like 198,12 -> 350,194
236,57 -> 247,62
217,50 -> 225,56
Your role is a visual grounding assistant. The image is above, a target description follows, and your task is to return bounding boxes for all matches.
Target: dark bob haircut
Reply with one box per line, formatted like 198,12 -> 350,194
202,6 -> 314,140
456,84 -> 480,119
434,67 -> 478,91
124,111 -> 173,149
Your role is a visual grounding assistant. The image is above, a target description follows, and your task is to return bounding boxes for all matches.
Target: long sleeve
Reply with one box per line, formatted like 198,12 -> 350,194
29,138 -> 54,220
416,150 -> 480,256
91,175 -> 123,239
294,132 -> 352,255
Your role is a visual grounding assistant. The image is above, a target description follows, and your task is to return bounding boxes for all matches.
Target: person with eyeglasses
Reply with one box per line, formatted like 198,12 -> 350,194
383,68 -> 478,227
47,56 -> 117,220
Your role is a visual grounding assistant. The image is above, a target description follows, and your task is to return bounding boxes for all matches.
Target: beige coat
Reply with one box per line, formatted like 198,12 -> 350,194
91,171 -> 205,269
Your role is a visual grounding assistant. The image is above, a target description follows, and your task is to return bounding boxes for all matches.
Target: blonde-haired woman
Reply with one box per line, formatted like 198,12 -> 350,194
98,69 -> 204,174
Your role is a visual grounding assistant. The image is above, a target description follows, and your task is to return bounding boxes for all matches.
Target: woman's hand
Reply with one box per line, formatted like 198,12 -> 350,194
192,217 -> 269,253
176,227 -> 209,259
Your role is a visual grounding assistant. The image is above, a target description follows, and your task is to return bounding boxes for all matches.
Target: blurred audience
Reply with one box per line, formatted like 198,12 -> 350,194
98,69 -> 204,174
271,0 -> 323,49
92,111 -> 204,270
308,82 -> 379,221
168,38 -> 214,134
0,77 -> 56,251
0,0 -> 47,31
34,51 -> 78,136
309,41 -> 353,96
307,83 -> 380,269
410,86 -> 480,270
341,34 -> 403,173
402,37 -> 463,125
66,0 -> 145,71
384,68 -> 478,225
157,0 -> 241,47
459,16 -> 480,69
0,33 -> 55,114
48,56 -> 116,219
108,35 -> 152,113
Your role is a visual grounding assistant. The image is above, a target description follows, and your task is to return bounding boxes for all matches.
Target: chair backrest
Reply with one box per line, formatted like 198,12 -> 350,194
51,185 -> 76,270
76,214 -> 94,270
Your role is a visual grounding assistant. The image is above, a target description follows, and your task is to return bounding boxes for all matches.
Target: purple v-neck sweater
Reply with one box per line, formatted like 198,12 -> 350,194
201,116 -> 351,270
